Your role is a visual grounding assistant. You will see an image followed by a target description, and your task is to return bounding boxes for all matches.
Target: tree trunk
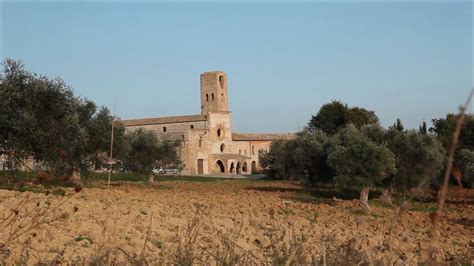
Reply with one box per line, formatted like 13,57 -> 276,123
71,168 -> 81,182
360,187 -> 371,214
381,187 -> 393,205
148,174 -> 155,184
71,167 -> 83,192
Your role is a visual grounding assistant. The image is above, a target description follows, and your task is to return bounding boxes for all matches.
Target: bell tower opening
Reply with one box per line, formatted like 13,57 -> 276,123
200,71 -> 228,114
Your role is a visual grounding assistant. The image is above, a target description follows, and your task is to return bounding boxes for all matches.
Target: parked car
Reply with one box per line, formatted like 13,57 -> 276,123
161,168 -> 180,175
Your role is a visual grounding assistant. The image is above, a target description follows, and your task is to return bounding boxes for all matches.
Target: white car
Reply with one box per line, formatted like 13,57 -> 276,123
151,166 -> 162,174
161,169 -> 180,175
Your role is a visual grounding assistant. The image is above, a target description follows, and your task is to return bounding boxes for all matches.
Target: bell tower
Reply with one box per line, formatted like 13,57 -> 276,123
200,71 -> 228,114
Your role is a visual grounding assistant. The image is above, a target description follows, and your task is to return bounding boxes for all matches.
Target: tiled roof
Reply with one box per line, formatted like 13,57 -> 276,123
120,114 -> 207,127
232,132 -> 296,141
211,154 -> 252,160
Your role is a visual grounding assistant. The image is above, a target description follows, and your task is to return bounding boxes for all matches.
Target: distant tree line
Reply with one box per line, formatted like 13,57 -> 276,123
260,100 -> 473,212
0,59 -> 181,179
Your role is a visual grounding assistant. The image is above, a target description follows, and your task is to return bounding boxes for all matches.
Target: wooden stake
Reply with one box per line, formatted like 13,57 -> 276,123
107,97 -> 117,189
433,88 -> 473,236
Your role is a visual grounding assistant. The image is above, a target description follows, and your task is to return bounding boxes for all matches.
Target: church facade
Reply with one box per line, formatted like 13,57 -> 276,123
121,71 -> 293,175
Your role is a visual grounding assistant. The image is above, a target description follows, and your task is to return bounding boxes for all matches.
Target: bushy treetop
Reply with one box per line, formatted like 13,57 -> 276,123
327,125 -> 396,189
308,100 -> 379,135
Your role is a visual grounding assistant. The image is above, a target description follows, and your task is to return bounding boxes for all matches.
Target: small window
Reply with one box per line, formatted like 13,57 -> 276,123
221,93 -> 224,102
211,93 -> 215,101
217,128 -> 222,137
199,137 -> 203,147
163,127 -> 167,132
190,125 -> 194,129
219,75 -> 224,89
244,150 -> 247,155
239,149 -> 241,155
220,144 -> 225,153
206,94 -> 209,102
252,146 -> 255,155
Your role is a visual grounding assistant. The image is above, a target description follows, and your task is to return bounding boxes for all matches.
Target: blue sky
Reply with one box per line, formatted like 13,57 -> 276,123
1,2 -> 472,133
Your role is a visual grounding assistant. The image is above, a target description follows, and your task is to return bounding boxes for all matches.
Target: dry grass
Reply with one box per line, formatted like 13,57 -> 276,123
1,160 -> 474,265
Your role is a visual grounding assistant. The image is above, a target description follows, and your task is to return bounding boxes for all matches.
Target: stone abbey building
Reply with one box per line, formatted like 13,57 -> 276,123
121,71 -> 293,175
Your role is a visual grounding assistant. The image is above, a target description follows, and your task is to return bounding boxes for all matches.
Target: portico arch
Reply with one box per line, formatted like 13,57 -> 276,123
215,160 -> 225,173
230,162 -> 235,173
242,162 -> 248,173
251,161 -> 257,174
236,162 -> 241,174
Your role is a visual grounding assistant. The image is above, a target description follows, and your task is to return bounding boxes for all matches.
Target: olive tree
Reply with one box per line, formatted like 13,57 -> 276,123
0,59 -> 130,181
385,128 -> 445,198
124,128 -> 182,173
328,125 -> 396,213
0,59 -> 88,178
259,129 -> 329,181
258,140 -> 297,179
457,149 -> 474,188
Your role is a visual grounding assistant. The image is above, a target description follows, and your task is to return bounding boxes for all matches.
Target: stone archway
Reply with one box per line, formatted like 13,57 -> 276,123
236,162 -> 241,174
215,160 -> 225,173
251,161 -> 257,174
242,162 -> 248,173
230,162 -> 235,173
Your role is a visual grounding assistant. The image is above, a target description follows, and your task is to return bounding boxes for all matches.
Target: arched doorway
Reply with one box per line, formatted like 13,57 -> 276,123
236,162 -> 241,174
251,161 -> 257,174
230,162 -> 235,173
242,162 -> 248,173
215,160 -> 225,173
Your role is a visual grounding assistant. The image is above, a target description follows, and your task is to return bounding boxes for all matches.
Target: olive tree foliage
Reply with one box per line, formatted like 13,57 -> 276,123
430,114 -> 474,186
259,140 -> 297,179
88,108 -> 129,160
259,130 -> 329,181
430,114 -> 474,152
156,138 -> 182,168
0,59 -> 128,176
0,59 -> 87,173
384,128 -> 445,197
262,101 -> 380,182
125,129 -> 161,173
124,128 -> 182,173
292,130 -> 331,182
327,125 -> 396,212
456,149 -> 474,188
361,123 -> 386,144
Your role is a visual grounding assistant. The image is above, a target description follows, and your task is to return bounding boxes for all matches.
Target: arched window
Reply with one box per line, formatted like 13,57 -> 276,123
219,75 -> 224,89
217,128 -> 222,137
211,93 -> 215,101
206,94 -> 209,102
221,93 -> 224,102
220,143 -> 225,153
